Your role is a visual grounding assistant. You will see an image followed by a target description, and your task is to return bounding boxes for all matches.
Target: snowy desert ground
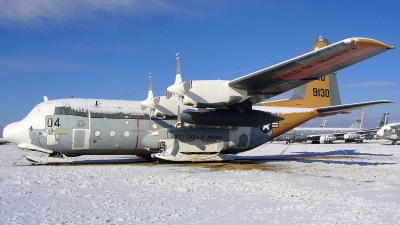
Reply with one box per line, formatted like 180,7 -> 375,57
1,140 -> 400,224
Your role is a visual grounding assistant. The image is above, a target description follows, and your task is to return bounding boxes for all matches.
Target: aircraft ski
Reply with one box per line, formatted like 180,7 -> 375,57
25,155 -> 74,164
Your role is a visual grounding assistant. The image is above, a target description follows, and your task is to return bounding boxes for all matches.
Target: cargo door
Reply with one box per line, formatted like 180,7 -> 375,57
72,129 -> 91,150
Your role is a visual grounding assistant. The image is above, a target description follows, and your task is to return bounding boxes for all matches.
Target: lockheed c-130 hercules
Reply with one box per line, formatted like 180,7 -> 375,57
2,36 -> 395,163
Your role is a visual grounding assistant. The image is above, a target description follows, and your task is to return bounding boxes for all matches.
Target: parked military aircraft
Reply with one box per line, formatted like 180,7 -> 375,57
377,123 -> 400,145
278,109 -> 389,144
2,36 -> 395,163
275,108 -> 366,142
362,113 -> 390,140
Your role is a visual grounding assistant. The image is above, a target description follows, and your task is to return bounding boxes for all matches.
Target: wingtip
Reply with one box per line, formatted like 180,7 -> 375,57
380,100 -> 396,103
347,38 -> 395,50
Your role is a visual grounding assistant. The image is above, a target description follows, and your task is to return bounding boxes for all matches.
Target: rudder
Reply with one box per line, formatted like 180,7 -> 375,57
349,108 -> 366,129
377,113 -> 389,128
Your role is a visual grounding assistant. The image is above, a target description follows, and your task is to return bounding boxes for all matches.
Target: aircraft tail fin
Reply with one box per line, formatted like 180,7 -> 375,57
260,36 -> 341,108
319,118 -> 327,128
377,113 -> 390,128
349,108 -> 366,129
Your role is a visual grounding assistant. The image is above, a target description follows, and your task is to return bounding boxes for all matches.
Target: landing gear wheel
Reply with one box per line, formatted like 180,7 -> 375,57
49,152 -> 63,158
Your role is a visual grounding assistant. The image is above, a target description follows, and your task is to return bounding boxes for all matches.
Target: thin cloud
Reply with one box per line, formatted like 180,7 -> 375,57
373,89 -> 400,95
0,0 -> 180,27
342,82 -> 395,88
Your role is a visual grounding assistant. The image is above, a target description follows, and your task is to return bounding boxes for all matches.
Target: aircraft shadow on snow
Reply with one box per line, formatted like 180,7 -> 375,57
237,149 -> 395,166
21,149 -> 395,166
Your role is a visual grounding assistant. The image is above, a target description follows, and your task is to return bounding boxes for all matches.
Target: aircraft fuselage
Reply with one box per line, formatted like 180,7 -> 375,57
3,98 -> 273,160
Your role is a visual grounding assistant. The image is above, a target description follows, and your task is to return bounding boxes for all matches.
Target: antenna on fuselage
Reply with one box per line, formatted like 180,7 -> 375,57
43,96 -> 49,102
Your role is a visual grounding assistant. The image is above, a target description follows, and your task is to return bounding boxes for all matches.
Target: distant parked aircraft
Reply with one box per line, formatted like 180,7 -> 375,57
377,122 -> 400,145
277,110 -> 389,144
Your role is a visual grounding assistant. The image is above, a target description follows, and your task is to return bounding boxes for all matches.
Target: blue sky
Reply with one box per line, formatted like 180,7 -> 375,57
1,0 -> 399,134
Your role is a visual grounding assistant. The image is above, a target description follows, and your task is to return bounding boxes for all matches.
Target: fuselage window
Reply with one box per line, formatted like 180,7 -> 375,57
124,131 -> 130,137
95,131 -> 101,137
110,131 -> 116,137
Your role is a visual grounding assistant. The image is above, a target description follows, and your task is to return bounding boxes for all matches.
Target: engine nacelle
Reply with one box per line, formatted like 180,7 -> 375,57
140,98 -> 157,110
320,134 -> 336,144
153,96 -> 175,117
181,80 -> 249,108
152,96 -> 189,117
344,133 -> 360,140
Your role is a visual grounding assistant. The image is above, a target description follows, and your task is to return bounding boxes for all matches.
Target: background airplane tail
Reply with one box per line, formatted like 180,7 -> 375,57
377,113 -> 389,128
319,118 -> 327,128
349,108 -> 366,129
260,36 -> 341,108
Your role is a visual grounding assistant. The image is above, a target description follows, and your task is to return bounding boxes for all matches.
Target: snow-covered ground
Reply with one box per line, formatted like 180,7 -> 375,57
1,140 -> 399,224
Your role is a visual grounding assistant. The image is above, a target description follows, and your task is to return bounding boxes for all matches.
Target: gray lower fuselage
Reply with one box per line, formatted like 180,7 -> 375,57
5,98 -> 273,157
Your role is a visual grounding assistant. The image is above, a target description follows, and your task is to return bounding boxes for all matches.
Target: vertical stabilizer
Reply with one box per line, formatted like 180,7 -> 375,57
377,113 -> 389,128
260,36 -> 341,108
319,118 -> 327,128
349,108 -> 366,129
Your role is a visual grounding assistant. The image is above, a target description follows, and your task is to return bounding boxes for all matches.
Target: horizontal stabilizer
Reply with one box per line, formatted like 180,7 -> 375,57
316,100 -> 395,115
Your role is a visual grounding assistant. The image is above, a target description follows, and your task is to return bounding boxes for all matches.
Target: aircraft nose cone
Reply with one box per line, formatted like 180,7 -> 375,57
376,128 -> 385,137
3,122 -> 30,145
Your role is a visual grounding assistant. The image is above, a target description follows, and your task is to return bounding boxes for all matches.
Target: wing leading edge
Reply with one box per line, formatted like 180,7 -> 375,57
228,38 -> 394,103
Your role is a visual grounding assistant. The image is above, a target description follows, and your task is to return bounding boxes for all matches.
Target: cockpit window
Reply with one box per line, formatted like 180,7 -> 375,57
54,107 -> 86,117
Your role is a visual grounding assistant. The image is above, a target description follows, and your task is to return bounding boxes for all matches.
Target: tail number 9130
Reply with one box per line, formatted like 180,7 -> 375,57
313,88 -> 330,97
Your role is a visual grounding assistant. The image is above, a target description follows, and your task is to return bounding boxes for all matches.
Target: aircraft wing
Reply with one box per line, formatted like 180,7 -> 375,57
228,38 -> 394,103
316,100 -> 395,116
